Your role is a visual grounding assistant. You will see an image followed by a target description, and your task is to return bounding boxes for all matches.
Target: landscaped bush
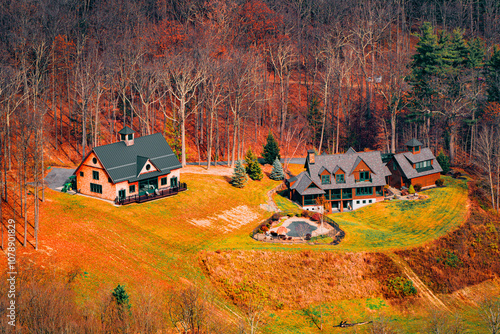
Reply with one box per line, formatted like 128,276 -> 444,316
435,178 -> 444,187
261,225 -> 269,232
301,210 -> 311,218
387,276 -> 417,297
453,171 -> 461,179
271,213 -> 281,221
310,213 -> 321,222
414,184 -> 422,192
305,234 -> 311,240
408,184 -> 415,194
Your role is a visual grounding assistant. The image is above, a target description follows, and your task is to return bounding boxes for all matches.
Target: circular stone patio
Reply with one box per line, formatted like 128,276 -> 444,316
268,216 -> 332,238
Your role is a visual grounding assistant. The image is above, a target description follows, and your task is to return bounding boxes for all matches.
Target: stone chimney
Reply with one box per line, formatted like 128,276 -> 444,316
307,149 -> 315,164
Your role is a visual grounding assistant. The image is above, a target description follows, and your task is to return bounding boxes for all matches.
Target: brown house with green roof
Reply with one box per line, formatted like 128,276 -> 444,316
74,126 -> 185,204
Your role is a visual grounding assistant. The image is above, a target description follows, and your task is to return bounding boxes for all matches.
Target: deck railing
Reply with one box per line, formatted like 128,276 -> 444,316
115,183 -> 187,205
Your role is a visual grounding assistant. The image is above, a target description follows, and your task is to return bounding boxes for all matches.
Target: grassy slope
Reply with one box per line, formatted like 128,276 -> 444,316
19,168 -> 484,333
34,173 -> 280,296
331,176 -> 469,251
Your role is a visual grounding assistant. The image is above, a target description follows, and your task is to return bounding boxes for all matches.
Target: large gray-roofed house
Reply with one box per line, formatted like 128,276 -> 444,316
74,126 -> 184,204
287,148 -> 391,212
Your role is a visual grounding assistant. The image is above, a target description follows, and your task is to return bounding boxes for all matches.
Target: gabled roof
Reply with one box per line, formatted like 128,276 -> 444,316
332,165 -> 345,174
118,126 -> 135,135
292,172 -> 325,195
293,150 -> 389,195
349,156 -> 374,176
83,133 -> 181,183
393,148 -> 442,179
346,147 -> 357,154
318,166 -> 330,175
405,138 -> 423,147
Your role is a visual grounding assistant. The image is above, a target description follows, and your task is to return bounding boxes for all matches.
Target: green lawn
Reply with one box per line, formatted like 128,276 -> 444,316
330,176 -> 468,251
36,170 -> 475,332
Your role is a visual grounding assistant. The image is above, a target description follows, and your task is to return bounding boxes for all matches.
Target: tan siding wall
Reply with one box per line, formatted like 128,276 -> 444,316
75,152 -> 116,201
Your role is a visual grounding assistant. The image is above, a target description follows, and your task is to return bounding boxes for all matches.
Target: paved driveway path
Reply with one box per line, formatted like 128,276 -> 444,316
45,167 -> 76,190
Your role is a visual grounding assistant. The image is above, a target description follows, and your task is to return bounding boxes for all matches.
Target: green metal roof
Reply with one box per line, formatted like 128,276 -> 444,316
118,126 -> 135,135
92,133 -> 181,183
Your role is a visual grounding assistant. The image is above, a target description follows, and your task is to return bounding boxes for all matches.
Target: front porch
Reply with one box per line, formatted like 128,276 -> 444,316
115,182 -> 187,205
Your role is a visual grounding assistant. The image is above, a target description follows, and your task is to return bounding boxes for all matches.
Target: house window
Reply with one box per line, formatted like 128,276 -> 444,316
161,177 -> 167,186
356,187 -> 373,196
80,171 -> 83,177
356,200 -> 360,204
363,200 -> 366,204
92,157 -> 97,164
321,175 -> 331,184
90,183 -> 102,194
121,134 -> 126,140
359,171 -> 370,180
128,134 -> 133,140
93,171 -> 99,180
146,164 -> 151,171
336,174 -> 345,183
415,160 -> 432,171
129,185 -> 136,193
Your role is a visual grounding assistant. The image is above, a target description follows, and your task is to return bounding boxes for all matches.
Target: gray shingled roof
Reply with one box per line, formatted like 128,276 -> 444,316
91,133 -> 181,183
289,150 -> 391,196
405,138 -> 423,147
346,147 -> 357,154
393,148 -> 442,179
118,126 -> 135,135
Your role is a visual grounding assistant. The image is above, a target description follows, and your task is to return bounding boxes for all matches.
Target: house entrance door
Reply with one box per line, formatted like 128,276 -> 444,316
170,176 -> 178,188
118,189 -> 126,200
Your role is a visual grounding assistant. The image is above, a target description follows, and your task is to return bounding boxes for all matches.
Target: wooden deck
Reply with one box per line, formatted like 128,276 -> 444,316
115,183 -> 187,205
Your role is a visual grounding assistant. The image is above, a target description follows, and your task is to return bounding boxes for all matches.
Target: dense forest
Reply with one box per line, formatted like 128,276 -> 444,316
0,0 -> 500,240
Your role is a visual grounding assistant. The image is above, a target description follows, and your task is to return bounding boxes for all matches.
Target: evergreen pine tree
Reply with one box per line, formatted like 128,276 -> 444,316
245,149 -> 263,181
436,150 -> 451,174
230,160 -> 248,188
269,157 -> 285,181
262,131 -> 280,165
487,46 -> 500,103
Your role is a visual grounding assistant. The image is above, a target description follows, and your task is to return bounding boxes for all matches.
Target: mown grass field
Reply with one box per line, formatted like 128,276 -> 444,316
330,176 -> 469,252
19,166 -> 483,333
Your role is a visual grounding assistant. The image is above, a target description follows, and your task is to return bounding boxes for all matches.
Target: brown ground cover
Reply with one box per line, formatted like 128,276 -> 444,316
396,180 -> 500,294
200,250 -> 402,310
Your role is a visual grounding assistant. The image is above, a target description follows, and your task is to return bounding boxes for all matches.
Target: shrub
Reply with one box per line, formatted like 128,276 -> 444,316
310,213 -> 321,222
435,178 -> 444,187
408,184 -> 415,194
301,210 -> 310,218
453,171 -> 461,179
305,234 -> 312,240
271,213 -> 281,221
387,276 -> 417,297
261,225 -> 269,232
414,184 -> 422,192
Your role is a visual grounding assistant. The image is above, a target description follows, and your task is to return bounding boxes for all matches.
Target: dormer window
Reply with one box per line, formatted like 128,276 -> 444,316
415,160 -> 432,171
321,175 -> 331,184
121,134 -> 126,140
359,171 -> 370,181
336,174 -> 345,183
